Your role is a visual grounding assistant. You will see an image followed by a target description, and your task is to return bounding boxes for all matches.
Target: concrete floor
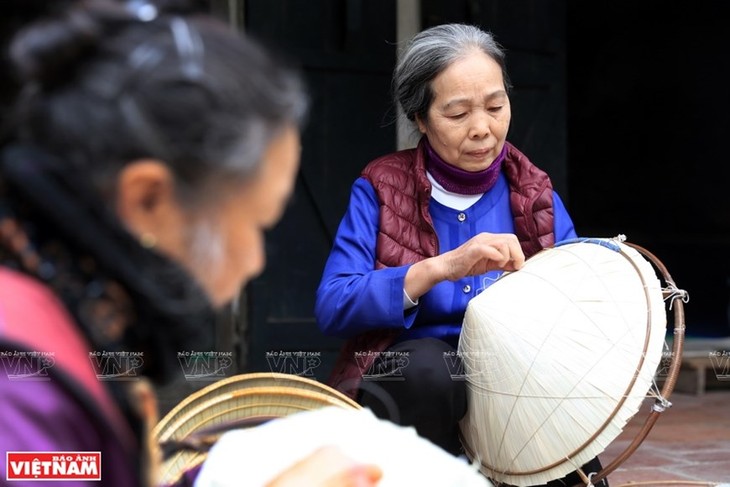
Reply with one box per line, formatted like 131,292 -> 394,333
599,389 -> 730,486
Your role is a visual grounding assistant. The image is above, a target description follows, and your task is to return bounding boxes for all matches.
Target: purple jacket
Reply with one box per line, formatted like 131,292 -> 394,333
0,267 -> 140,485
0,267 -> 201,486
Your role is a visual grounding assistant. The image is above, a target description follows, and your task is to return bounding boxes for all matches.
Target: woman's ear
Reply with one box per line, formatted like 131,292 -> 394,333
115,160 -> 183,242
415,114 -> 427,134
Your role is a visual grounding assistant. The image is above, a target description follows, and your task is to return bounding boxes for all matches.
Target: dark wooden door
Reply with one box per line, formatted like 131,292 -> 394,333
567,1 -> 730,337
242,0 -> 398,382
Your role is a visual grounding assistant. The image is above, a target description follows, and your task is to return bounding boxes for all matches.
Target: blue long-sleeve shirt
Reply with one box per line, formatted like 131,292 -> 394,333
315,172 -> 577,345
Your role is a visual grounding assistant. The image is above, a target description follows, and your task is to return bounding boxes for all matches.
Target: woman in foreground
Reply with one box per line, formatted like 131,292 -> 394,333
0,1 -> 379,485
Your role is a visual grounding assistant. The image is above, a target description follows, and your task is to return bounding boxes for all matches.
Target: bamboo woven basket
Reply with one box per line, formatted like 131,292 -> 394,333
152,372 -> 361,486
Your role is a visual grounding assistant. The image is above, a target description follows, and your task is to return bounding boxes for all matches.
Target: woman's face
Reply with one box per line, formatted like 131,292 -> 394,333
417,48 -> 511,172
117,124 -> 301,308
192,125 -> 301,306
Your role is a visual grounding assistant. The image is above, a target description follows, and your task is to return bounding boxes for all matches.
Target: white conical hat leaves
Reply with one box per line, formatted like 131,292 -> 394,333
458,238 -> 666,486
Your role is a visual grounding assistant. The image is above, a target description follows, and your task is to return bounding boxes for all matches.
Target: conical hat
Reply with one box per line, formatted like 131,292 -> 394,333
458,238 -> 666,485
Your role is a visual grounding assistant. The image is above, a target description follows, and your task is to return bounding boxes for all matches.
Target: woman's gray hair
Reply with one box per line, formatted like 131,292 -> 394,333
393,23 -> 510,123
9,3 -> 308,209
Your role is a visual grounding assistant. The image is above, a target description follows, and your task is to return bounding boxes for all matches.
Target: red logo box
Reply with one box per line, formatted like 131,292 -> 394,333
6,452 -> 101,481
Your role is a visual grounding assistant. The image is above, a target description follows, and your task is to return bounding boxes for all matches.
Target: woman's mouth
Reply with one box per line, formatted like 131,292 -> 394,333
466,148 -> 491,158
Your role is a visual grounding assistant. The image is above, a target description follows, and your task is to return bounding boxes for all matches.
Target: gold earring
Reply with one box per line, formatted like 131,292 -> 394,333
140,233 -> 157,249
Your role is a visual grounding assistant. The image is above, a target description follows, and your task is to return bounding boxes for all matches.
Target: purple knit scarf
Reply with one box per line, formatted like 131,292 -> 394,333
424,138 -> 506,195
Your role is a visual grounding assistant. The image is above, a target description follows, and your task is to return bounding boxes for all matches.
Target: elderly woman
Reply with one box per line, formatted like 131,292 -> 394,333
0,1 -> 384,486
315,23 -> 607,486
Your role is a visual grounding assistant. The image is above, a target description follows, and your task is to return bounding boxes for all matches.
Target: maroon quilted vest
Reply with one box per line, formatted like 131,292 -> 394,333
328,139 -> 556,399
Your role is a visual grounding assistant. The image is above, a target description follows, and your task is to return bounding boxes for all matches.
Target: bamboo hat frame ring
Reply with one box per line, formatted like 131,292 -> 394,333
589,241 -> 686,485
457,237 -> 687,486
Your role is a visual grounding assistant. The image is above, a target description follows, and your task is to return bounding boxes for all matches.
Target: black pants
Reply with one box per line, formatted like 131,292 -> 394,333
357,337 -> 609,487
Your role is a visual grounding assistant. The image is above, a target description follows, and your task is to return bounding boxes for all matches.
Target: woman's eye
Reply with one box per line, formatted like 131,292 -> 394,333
488,105 -> 503,113
448,113 -> 467,120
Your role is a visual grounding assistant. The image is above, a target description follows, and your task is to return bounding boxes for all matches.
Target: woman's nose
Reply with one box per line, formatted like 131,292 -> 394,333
469,110 -> 490,139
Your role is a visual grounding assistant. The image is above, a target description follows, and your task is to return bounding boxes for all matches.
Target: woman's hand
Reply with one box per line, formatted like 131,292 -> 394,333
266,446 -> 383,487
437,232 -> 524,280
404,232 -> 524,301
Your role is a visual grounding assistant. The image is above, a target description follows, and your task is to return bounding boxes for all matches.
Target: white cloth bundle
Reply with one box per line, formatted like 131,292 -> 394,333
194,406 -> 494,487
458,238 -> 666,486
